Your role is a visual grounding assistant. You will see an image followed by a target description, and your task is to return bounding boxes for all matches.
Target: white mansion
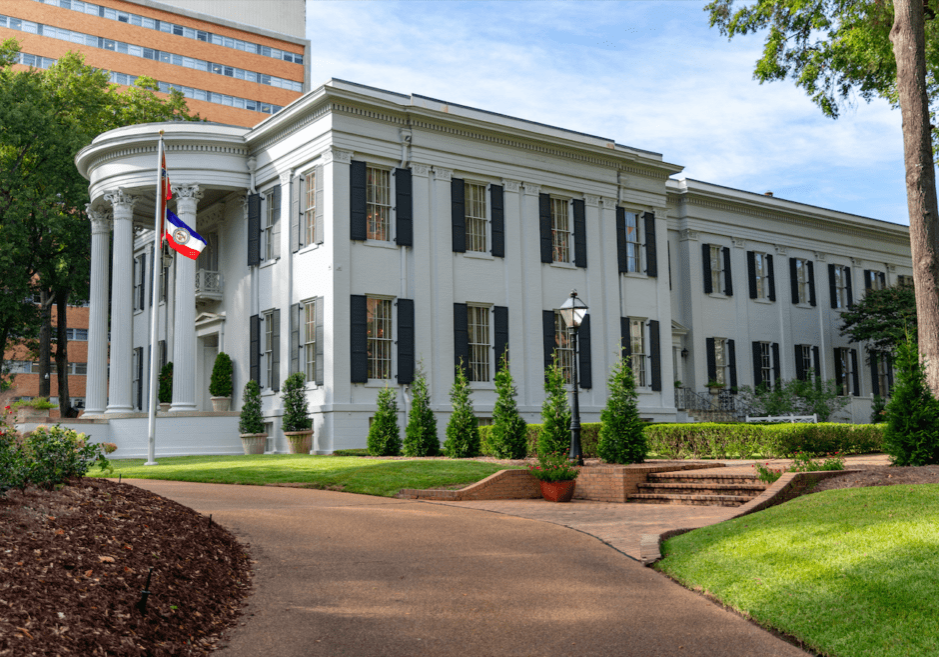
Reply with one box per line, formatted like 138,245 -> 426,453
72,79 -> 912,456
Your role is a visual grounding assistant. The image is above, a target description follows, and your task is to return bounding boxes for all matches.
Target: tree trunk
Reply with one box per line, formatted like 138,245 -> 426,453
55,290 -> 71,416
38,289 -> 53,398
891,0 -> 939,396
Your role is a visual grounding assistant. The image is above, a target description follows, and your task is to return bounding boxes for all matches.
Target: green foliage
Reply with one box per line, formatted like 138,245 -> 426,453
443,362 -> 480,458
280,372 -> 311,432
883,336 -> 939,465
539,358 -> 571,457
480,422 -> 603,459
527,450 -> 580,482
238,380 -> 265,435
209,352 -> 233,398
489,353 -> 528,459
367,386 -> 401,456
158,362 -> 174,405
839,285 -> 918,361
598,358 -> 646,464
871,395 -> 887,424
736,373 -> 848,421
1,424 -> 112,495
13,396 -> 56,410
752,461 -> 784,484
403,364 -> 439,456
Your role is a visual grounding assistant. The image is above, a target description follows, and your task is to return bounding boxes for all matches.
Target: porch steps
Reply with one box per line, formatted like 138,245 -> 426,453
628,471 -> 768,507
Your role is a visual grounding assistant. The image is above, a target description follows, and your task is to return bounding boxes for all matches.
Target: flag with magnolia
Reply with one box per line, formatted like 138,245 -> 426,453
165,210 -> 206,260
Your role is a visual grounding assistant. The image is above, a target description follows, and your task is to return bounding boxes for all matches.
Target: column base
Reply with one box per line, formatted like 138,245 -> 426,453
105,405 -> 134,414
169,403 -> 198,412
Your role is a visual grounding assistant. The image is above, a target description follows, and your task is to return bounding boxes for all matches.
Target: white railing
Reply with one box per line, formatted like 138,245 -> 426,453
195,269 -> 222,301
746,414 -> 818,424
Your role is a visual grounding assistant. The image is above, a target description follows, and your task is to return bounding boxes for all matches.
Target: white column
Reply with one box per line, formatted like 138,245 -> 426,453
84,205 -> 112,416
170,185 -> 203,412
104,189 -> 138,413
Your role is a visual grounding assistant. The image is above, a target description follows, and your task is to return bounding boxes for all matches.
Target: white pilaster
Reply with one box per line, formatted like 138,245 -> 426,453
170,185 -> 203,412
104,189 -> 138,413
84,205 -> 112,416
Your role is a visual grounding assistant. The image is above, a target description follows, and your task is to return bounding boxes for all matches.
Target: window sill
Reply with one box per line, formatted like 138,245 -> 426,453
260,389 -> 277,397
622,271 -> 648,279
548,261 -> 577,270
296,243 -> 321,256
259,258 -> 279,270
462,251 -> 494,261
751,297 -> 774,305
793,302 -> 814,309
363,379 -> 394,387
469,382 -> 496,391
364,240 -> 398,250
707,292 -> 730,299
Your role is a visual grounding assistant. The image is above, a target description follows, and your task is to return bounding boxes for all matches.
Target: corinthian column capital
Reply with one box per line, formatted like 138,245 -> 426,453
172,184 -> 203,215
86,205 -> 112,234
103,188 -> 139,215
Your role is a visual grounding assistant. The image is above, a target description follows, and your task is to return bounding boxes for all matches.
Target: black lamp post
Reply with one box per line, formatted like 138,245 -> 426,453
558,290 -> 588,466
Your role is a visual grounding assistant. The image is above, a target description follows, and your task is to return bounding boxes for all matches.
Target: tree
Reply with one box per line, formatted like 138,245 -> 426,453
367,386 -> 402,456
489,353 -> 529,459
403,364 -> 439,456
705,1 -> 939,396
882,335 -> 939,465
238,380 -> 264,435
598,358 -> 647,464
280,372 -> 311,432
839,284 -> 918,359
539,358 -> 571,457
443,361 -> 480,458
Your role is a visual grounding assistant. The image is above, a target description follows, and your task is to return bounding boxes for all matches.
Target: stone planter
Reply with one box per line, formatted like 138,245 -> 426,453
210,396 -> 231,412
284,430 -> 313,454
539,480 -> 576,503
708,387 -> 723,396
159,403 -> 171,413
16,407 -> 49,423
240,433 -> 267,455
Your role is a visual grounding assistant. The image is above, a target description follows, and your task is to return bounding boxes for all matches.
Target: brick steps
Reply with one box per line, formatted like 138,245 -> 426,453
628,472 -> 769,507
628,493 -> 753,507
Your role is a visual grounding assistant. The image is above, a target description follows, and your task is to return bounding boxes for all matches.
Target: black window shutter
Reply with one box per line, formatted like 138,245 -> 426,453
148,247 -> 154,307
290,303 -> 300,375
490,184 -> 505,258
249,314 -> 260,384
812,346 -> 820,379
870,353 -> 880,396
767,254 -> 776,301
350,160 -> 367,241
643,212 -> 657,277
543,310 -> 556,372
706,337 -> 717,382
395,168 -> 413,247
493,306 -> 509,371
146,345 -> 151,411
140,252 -> 147,310
616,207 -> 627,273
851,349 -> 860,396
453,303 -> 469,377
834,349 -> 844,388
702,243 -> 713,293
350,295 -> 368,383
314,297 -> 325,386
789,258 -> 799,303
845,267 -> 853,306
291,174 -> 302,252
879,272 -> 886,288
752,342 -> 763,388
136,349 -> 143,410
728,339 -> 738,390
539,193 -> 553,263
271,308 -> 281,392
807,261 -> 816,306
271,185 -> 282,260
397,298 -> 414,384
578,314 -> 592,389
795,344 -> 805,381
573,199 -> 587,268
772,342 -> 781,389
828,264 -> 838,308
314,165 -> 324,245
886,356 -> 894,393
451,177 -> 466,253
159,339 -> 167,368
864,269 -> 872,290
649,319 -> 661,391
621,317 -> 632,359
747,251 -> 757,299
247,193 -> 261,266
723,247 -> 733,296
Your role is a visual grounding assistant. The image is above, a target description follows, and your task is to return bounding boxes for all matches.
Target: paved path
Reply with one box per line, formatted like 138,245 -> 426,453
128,479 -> 811,657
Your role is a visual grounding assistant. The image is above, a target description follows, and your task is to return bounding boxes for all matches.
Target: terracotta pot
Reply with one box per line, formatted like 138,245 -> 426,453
159,403 -> 171,413
211,396 -> 231,412
539,480 -> 576,503
284,429 -> 313,454
240,433 -> 267,455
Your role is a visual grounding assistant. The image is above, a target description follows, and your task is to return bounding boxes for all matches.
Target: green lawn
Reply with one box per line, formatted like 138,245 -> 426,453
90,455 -> 525,497
656,484 -> 939,657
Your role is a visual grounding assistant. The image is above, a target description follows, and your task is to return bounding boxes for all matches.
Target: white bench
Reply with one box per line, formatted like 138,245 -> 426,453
745,414 -> 818,424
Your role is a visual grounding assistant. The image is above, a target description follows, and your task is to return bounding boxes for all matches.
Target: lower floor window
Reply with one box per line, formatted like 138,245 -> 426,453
630,319 -> 646,387
367,297 -> 393,380
468,305 -> 490,382
553,311 -> 573,384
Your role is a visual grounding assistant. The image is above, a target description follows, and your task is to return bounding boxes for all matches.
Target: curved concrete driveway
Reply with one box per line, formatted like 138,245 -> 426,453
129,480 -> 810,657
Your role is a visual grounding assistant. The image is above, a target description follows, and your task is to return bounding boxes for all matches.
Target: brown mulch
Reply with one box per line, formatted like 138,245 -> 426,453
811,464 -> 939,493
0,478 -> 252,656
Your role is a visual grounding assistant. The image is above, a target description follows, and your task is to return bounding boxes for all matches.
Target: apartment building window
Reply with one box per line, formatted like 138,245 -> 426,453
465,182 -> 488,252
551,198 -> 571,264
790,257 -> 816,305
366,167 -> 391,241
65,328 -> 88,341
830,264 -> 852,309
304,169 -> 317,245
263,310 -> 275,389
553,310 -> 574,383
367,297 -> 393,379
630,319 -> 647,387
304,299 -> 317,382
834,347 -> 859,396
467,305 -> 491,382
747,251 -> 775,300
624,212 -> 641,273
263,187 -> 281,261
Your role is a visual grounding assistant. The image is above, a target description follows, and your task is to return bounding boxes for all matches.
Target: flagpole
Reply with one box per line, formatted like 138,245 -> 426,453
144,131 -> 166,466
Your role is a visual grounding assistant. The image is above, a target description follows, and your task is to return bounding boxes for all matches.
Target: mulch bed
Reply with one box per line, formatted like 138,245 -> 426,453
811,464 -> 939,492
0,478 -> 252,656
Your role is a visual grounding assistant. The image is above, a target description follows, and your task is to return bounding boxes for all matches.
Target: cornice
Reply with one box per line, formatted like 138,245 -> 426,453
86,142 -> 249,177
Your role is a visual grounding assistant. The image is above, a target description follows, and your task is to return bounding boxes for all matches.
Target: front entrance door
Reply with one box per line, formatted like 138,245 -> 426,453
199,334 -> 219,411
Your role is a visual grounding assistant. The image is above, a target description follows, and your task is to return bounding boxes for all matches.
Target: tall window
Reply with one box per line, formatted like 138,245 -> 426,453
263,310 -> 274,388
833,265 -> 850,309
630,319 -> 646,387
551,198 -> 571,263
868,270 -> 886,291
468,305 -> 490,382
799,345 -> 813,380
304,170 -> 316,245
710,245 -> 724,293
553,311 -> 573,383
366,167 -> 391,241
465,182 -> 487,252
160,259 -> 170,303
304,299 -> 316,382
713,338 -> 728,385
625,212 -> 641,273
795,258 -> 811,303
263,189 -> 280,261
876,357 -> 891,397
132,347 -> 142,410
759,342 -> 772,388
898,274 -> 914,288
133,255 -> 145,310
367,297 -> 393,379
754,253 -> 769,299
835,347 -> 854,396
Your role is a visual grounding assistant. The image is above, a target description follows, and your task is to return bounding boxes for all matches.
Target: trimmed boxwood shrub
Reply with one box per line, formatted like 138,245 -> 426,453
209,352 -> 234,398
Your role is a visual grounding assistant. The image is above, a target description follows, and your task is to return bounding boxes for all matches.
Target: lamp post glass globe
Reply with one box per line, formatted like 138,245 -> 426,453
558,290 -> 588,329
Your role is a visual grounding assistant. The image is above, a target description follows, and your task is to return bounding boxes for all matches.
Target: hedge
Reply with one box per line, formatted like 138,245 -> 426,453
479,423 -> 602,458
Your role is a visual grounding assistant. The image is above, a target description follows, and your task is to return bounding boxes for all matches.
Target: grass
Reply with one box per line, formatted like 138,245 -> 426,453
656,484 -> 939,657
89,455 -> 525,497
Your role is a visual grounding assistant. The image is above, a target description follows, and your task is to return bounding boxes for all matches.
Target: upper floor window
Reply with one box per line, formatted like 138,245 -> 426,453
832,264 -> 851,309
624,212 -> 641,273
304,170 -> 317,245
710,245 -> 725,293
263,188 -> 281,261
747,251 -> 775,300
791,257 -> 815,305
465,182 -> 488,253
65,328 -> 88,341
865,269 -> 886,291
133,254 -> 146,311
367,167 -> 391,241
630,319 -> 646,387
897,274 -> 914,288
551,198 -> 571,264
367,297 -> 393,379
467,305 -> 491,382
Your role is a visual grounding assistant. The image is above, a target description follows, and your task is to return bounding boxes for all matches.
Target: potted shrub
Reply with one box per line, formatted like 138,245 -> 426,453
527,450 -> 580,503
705,379 -> 724,395
281,372 -> 313,454
13,397 -> 56,423
209,352 -> 233,412
158,362 -> 173,412
238,379 -> 267,455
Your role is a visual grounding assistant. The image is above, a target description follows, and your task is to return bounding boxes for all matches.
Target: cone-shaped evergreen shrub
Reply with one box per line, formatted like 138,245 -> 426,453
238,380 -> 264,435
883,337 -> 939,465
539,357 -> 570,457
368,386 -> 401,456
598,358 -> 647,463
444,361 -> 480,458
158,362 -> 173,404
280,372 -> 311,432
490,353 -> 528,459
403,365 -> 439,456
209,352 -> 233,397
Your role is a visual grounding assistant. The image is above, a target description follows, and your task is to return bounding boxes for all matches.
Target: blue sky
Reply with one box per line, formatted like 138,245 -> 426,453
305,0 -> 908,225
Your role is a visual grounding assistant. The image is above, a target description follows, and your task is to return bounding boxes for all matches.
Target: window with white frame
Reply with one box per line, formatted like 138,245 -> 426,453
6,361 -> 31,374
366,167 -> 391,241
625,212 -> 641,273
58,328 -> 88,341
754,253 -> 770,299
898,274 -> 914,288
160,259 -> 170,303
551,198 -> 571,263
869,270 -> 886,291
759,342 -> 773,388
304,169 -> 316,245
799,345 -> 814,380
263,189 -> 280,261
709,245 -> 724,293
133,255 -> 145,310
553,310 -> 574,383
833,264 -> 850,309
876,357 -> 891,397
366,297 -> 393,379
263,310 -> 274,388
303,299 -> 316,382
835,347 -> 854,396
630,319 -> 647,387
132,347 -> 142,409
713,338 -> 729,386
465,182 -> 487,252
795,258 -> 811,304
468,305 -> 491,382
